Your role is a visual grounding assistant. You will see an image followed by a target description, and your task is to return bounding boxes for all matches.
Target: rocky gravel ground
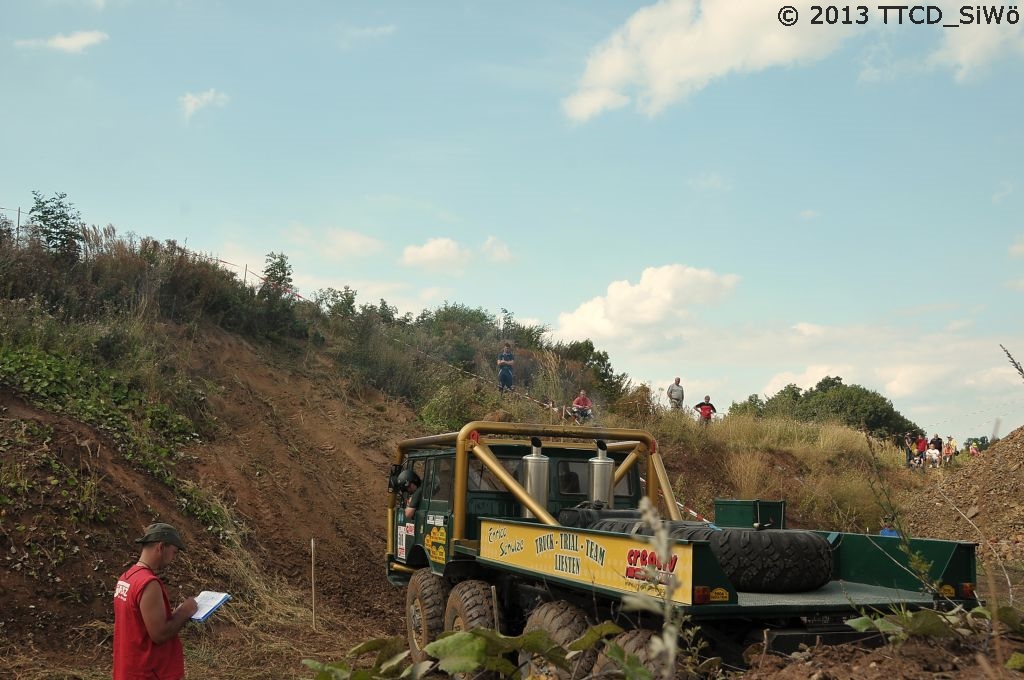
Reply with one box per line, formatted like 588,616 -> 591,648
903,425 -> 1024,592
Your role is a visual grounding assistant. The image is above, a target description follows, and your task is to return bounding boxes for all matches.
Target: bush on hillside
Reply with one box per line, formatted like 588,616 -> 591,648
729,376 -> 918,439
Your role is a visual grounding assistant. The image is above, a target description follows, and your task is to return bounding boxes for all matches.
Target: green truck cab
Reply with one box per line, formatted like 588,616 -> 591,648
386,422 -> 978,669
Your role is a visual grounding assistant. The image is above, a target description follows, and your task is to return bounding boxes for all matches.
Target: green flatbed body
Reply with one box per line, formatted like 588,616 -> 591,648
441,517 -> 977,622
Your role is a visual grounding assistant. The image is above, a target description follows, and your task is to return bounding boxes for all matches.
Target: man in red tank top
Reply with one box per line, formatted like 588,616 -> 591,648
113,523 -> 198,679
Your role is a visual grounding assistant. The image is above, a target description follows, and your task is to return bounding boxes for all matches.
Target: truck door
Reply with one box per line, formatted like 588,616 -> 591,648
395,459 -> 425,564
421,457 -> 453,570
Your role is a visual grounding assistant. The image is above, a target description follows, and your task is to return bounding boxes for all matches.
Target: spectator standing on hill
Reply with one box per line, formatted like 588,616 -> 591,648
113,523 -> 198,680
903,432 -> 916,468
666,377 -> 685,410
694,396 -> 717,423
496,342 -> 514,393
915,433 -> 928,464
969,442 -> 980,457
929,433 -> 943,459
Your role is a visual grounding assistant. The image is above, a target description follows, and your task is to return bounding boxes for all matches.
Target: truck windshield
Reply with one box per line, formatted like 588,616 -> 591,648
468,457 -> 520,491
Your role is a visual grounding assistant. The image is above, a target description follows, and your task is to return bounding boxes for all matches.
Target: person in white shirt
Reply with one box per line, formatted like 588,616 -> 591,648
666,377 -> 684,410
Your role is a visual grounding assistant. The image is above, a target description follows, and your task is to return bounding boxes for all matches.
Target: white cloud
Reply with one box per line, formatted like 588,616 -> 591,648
964,365 -> 1021,388
416,286 -> 448,302
401,237 -> 471,272
286,223 -> 385,259
551,264 -> 739,341
858,37 -> 900,83
1010,236 -> 1024,258
562,0 -> 849,121
482,236 -> 513,262
792,322 -> 825,337
875,364 -> 952,398
926,1 -> 1024,81
294,229 -> 385,259
15,30 -> 108,53
799,209 -> 820,220
563,89 -> 630,121
338,24 -> 396,48
687,172 -> 730,192
992,181 -> 1014,204
180,89 -> 229,122
763,364 -> 854,396
1006,279 -> 1024,291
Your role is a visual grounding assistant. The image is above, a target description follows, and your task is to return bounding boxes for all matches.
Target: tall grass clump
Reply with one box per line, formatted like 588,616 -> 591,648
722,450 -> 781,500
419,378 -> 501,431
649,412 -> 912,530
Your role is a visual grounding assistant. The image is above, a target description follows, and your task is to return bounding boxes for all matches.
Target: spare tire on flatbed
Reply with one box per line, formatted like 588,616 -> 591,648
590,520 -> 833,593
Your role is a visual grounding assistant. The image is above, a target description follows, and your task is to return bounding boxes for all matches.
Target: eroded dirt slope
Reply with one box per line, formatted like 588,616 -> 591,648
0,324 -> 416,664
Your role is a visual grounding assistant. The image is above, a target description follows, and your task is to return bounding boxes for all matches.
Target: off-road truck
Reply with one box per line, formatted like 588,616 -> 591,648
385,421 -> 978,671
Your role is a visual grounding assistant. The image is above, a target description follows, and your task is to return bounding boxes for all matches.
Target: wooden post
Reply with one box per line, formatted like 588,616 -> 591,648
311,538 -> 317,631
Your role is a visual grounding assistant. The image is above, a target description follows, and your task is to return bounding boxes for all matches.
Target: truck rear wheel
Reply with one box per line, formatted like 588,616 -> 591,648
519,601 -> 597,680
444,580 -> 501,679
592,629 -> 664,678
406,569 -> 448,664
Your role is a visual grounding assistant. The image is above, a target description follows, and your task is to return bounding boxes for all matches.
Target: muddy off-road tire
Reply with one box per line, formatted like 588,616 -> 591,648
444,579 -> 499,632
665,525 -> 832,593
406,569 -> 448,664
519,601 -> 598,680
592,630 -> 665,679
444,580 -> 501,680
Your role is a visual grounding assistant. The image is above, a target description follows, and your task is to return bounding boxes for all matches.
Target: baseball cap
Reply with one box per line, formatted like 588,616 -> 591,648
134,523 -> 186,550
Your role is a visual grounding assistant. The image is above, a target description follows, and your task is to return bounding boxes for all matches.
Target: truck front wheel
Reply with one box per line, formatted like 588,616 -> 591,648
406,569 -> 448,664
519,601 -> 598,680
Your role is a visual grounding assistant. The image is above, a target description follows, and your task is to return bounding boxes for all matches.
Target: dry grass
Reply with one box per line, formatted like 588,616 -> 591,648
652,413 -> 910,531
721,450 -> 780,500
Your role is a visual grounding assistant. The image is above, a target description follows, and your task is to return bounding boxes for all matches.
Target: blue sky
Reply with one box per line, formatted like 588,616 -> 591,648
2,0 -> 1022,443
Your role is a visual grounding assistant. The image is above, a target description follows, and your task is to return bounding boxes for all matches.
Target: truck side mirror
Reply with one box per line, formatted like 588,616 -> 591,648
387,463 -> 403,494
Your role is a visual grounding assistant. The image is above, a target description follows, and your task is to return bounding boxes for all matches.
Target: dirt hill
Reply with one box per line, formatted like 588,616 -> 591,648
903,426 -> 1024,599
1,323 -> 1021,679
1,325 -> 417,677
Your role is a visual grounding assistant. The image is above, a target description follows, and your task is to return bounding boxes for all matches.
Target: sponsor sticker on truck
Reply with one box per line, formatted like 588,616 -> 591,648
478,519 -> 695,604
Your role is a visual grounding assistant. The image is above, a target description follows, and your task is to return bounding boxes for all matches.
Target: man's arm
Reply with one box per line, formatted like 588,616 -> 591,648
139,580 -> 197,644
404,488 -> 421,520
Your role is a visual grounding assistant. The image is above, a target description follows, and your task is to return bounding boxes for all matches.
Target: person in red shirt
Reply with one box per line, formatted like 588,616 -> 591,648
569,389 -> 593,421
113,523 -> 198,680
694,395 -> 717,423
915,433 -> 928,462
